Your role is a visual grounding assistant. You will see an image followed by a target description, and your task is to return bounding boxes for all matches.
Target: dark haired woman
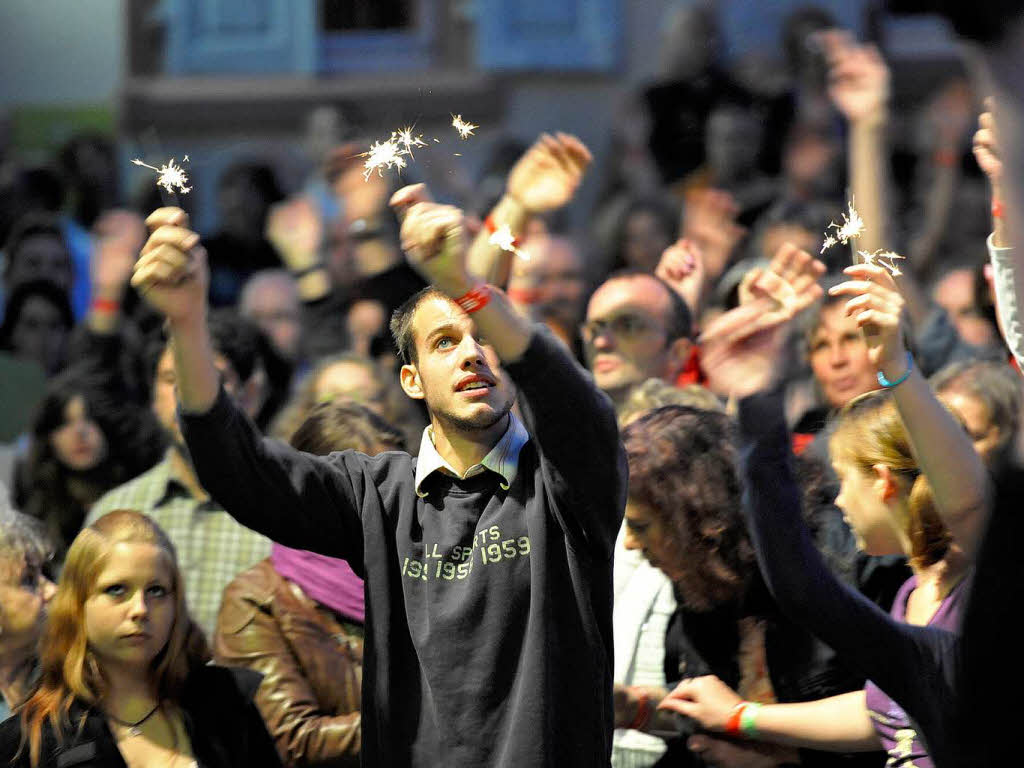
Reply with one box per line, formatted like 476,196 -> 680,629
14,373 -> 164,562
617,404 -> 884,767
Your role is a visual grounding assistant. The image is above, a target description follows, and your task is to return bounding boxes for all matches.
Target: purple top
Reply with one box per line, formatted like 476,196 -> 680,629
864,574 -> 969,767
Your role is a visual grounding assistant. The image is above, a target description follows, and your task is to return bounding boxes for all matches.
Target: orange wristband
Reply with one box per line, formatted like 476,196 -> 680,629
454,283 -> 491,314
484,215 -> 521,248
993,199 -> 1005,219
628,691 -> 651,731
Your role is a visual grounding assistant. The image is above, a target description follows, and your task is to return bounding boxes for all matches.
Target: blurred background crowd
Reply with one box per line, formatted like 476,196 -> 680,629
1,1 -> 1020,766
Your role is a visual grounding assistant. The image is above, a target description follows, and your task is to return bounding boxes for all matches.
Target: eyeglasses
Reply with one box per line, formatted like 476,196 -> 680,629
580,313 -> 661,343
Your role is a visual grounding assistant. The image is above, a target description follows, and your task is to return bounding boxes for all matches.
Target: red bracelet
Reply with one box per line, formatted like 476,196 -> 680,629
484,215 -> 521,248
628,692 -> 651,731
91,298 -> 120,314
724,702 -> 746,736
993,199 -> 1005,219
454,283 -> 491,314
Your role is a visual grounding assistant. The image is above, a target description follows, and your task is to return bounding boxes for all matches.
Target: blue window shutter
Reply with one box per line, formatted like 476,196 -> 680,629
476,0 -> 621,72
165,0 -> 316,74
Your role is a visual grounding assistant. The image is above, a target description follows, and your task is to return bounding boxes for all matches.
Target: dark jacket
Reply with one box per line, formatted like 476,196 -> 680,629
0,665 -> 280,768
214,558 -> 362,767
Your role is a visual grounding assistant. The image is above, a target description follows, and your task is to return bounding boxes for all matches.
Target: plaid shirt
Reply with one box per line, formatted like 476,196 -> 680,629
86,449 -> 271,638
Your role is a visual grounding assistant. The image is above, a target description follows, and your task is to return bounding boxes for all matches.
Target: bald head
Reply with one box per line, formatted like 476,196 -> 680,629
239,269 -> 301,362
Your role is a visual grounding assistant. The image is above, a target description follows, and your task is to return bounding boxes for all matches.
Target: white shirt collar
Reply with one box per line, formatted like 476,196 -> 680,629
414,412 -> 530,497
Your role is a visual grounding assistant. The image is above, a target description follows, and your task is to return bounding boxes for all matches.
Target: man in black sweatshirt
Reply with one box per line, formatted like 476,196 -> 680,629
130,183 -> 626,767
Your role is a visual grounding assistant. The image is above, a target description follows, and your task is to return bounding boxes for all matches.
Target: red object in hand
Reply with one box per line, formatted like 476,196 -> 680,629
454,283 -> 492,314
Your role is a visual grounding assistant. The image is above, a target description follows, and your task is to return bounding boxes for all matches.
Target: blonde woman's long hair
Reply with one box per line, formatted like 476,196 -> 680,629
830,391 -> 952,570
17,510 -> 209,766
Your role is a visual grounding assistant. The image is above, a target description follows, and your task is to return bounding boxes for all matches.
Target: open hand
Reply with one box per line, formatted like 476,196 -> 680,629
266,197 -> 324,272
821,30 -> 890,124
131,207 -> 208,324
682,188 -> 745,282
657,675 -> 743,732
507,132 -> 592,214
700,243 -> 824,398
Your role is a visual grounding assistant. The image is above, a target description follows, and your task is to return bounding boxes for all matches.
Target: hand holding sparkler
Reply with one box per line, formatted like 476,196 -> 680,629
391,185 -> 471,297
821,30 -> 889,126
699,243 -> 824,398
506,132 -> 592,214
828,262 -> 907,377
131,207 -> 209,325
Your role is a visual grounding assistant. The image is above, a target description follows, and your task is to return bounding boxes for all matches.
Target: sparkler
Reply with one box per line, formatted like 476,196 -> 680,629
131,157 -> 191,195
395,126 -> 427,157
362,136 -> 409,180
821,199 -> 865,251
857,249 -> 906,277
451,114 -> 478,140
488,223 -> 529,261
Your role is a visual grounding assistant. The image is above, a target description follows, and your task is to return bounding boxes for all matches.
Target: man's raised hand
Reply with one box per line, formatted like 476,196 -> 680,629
391,185 -> 471,296
131,207 -> 209,325
507,132 -> 592,214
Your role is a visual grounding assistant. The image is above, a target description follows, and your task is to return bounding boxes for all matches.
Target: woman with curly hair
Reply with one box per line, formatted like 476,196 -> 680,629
14,373 -> 165,563
615,405 -> 882,768
0,509 -> 280,768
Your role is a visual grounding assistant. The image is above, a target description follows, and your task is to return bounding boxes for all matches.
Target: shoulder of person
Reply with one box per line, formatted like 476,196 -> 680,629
187,664 -> 264,706
0,714 -> 25,759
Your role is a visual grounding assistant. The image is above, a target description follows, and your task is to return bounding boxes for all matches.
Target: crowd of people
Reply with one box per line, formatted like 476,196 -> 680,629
1,4 -> 1024,767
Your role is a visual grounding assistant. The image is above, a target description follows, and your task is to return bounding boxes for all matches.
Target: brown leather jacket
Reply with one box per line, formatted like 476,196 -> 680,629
214,558 -> 362,767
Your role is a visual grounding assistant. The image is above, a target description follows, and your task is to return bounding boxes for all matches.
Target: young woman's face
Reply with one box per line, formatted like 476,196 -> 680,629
49,396 -> 107,471
84,542 -> 176,673
0,551 -> 56,656
832,460 -> 904,556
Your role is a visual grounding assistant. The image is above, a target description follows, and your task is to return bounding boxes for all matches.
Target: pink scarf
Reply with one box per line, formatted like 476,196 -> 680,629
271,543 -> 365,623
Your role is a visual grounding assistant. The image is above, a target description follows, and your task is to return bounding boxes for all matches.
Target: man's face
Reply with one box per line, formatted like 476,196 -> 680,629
932,268 -> 997,349
808,302 -> 879,410
583,276 -> 680,402
508,235 -> 586,330
401,295 -> 515,431
152,346 -> 242,447
240,277 -> 302,362
8,234 -> 73,293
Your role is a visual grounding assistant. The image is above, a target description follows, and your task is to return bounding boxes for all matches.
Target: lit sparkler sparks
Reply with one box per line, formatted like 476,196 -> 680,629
821,199 -> 865,251
820,234 -> 837,254
488,223 -> 529,261
395,126 -> 427,157
131,157 -> 191,195
857,249 -> 906,277
452,114 -> 478,140
362,136 -> 409,181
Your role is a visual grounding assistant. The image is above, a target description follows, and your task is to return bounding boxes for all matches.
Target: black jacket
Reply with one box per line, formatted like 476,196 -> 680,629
0,665 -> 280,768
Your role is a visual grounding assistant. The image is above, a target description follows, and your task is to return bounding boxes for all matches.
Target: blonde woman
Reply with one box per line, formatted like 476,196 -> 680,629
0,510 -> 280,768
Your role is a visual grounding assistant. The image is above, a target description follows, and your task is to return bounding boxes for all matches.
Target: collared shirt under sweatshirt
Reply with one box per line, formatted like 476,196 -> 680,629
180,328 -> 627,767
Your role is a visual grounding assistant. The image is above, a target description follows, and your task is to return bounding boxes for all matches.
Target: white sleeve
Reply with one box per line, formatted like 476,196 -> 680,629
988,232 -> 1024,371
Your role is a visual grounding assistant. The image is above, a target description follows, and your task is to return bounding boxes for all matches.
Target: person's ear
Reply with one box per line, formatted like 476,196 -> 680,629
400,363 -> 424,400
666,337 -> 694,380
871,463 -> 900,503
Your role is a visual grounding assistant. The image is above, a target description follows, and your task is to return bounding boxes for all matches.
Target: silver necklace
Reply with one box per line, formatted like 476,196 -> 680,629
106,702 -> 160,737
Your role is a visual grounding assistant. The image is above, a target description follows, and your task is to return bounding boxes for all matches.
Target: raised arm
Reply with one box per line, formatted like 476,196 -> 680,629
130,208 -> 371,561
465,132 -> 591,287
828,263 -> 989,558
392,186 -> 625,554
700,244 -> 957,716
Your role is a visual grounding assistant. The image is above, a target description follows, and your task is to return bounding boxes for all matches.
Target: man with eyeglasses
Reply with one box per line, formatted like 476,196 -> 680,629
582,270 -> 695,411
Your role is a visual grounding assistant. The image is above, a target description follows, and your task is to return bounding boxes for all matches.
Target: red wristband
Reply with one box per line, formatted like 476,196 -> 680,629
628,692 -> 651,731
91,298 -> 120,314
993,199 -> 1005,219
484,215 -> 521,248
454,283 -> 491,314
933,148 -> 957,168
724,702 -> 746,736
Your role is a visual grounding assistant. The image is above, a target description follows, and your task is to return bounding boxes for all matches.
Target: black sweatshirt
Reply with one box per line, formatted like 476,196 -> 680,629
736,391 -> 986,768
181,328 -> 627,767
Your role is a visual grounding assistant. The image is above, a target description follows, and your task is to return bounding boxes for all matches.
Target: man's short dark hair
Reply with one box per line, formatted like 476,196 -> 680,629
600,269 -> 693,342
389,286 -> 448,365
